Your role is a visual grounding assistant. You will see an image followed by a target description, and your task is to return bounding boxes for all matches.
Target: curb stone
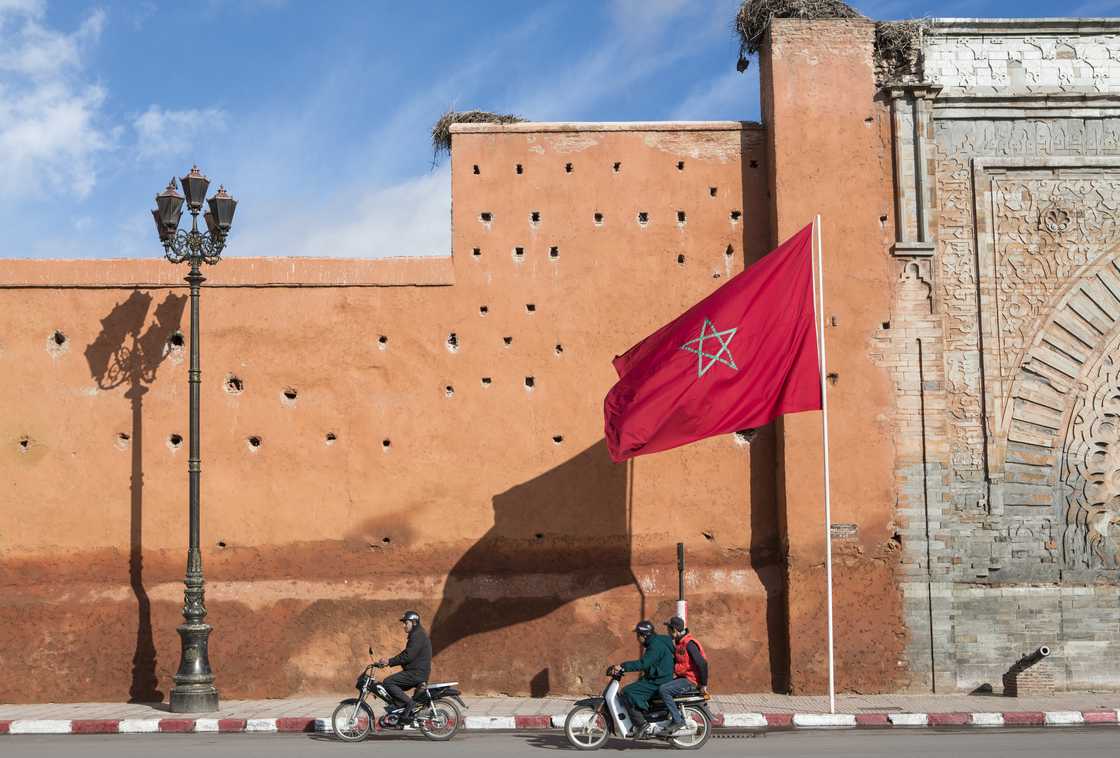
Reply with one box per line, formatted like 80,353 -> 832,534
1,710 -> 1119,735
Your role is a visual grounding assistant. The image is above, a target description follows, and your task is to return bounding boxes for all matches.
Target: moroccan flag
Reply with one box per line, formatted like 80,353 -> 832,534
604,223 -> 821,462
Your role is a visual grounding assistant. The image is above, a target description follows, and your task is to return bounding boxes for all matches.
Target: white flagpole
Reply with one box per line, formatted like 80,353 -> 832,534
813,214 -> 837,715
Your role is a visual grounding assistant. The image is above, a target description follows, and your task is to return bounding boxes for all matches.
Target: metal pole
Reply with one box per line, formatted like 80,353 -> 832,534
170,218 -> 219,713
676,543 -> 687,624
813,215 -> 837,715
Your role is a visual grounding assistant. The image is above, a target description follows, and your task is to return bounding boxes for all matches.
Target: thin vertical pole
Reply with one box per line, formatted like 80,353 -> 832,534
813,214 -> 837,715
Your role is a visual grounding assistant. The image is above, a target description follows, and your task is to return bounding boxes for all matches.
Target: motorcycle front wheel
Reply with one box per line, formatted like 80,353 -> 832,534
417,698 -> 462,741
564,705 -> 610,750
668,705 -> 711,750
331,698 -> 373,742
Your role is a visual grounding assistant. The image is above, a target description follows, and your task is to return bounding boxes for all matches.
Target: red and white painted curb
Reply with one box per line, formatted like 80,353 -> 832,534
1,710 -> 1117,735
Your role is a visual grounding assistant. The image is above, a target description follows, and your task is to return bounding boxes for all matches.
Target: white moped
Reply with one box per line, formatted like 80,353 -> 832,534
563,668 -> 713,750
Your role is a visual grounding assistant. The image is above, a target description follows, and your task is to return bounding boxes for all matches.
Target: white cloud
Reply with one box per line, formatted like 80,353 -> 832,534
670,68 -> 759,121
235,168 -> 451,258
0,4 -> 111,198
133,106 -> 228,161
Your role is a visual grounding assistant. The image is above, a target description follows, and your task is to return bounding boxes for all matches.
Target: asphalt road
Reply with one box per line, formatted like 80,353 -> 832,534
2,728 -> 1117,757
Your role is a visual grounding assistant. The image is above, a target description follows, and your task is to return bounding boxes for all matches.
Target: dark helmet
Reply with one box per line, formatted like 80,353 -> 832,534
400,611 -> 421,624
665,616 -> 686,633
634,620 -> 655,637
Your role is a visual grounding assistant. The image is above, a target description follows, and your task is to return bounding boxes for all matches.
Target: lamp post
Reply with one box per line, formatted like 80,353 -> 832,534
152,165 -> 237,713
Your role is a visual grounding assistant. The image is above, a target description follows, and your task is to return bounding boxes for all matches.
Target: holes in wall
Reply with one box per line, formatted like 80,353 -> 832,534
224,374 -> 244,395
637,211 -> 649,227
481,377 -> 492,387
168,332 -> 185,348
445,385 -> 455,398
709,187 -> 718,197
882,321 -> 891,330
593,212 -> 604,226
827,372 -> 839,385
115,432 -> 131,450
612,161 -> 621,172
676,210 -> 687,225
676,160 -> 685,170
472,164 -> 480,175
749,159 -> 759,168
513,246 -> 525,260
168,433 -> 183,449
565,162 -> 573,173
725,244 -> 735,260
525,303 -> 536,313
503,336 -> 513,346
515,163 -> 523,175
535,532 -> 544,540
47,329 -> 69,357
730,210 -> 742,222
677,254 -> 686,266
472,247 -> 481,257
217,540 -> 227,548
554,344 -> 564,355
446,332 -> 459,353
382,439 -> 392,450
530,210 -> 541,226
479,305 -> 489,316
325,432 -> 337,445
382,536 -> 392,544
480,211 -> 493,224
552,434 -> 564,445
18,436 -> 30,453
549,246 -> 559,259
247,435 -> 262,450
282,387 -> 298,406
702,530 -> 715,541
524,376 -> 535,391
378,335 -> 389,351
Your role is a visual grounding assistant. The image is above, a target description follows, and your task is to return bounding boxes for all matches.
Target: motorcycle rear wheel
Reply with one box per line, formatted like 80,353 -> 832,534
564,705 -> 610,750
331,698 -> 373,742
417,698 -> 462,741
668,705 -> 711,750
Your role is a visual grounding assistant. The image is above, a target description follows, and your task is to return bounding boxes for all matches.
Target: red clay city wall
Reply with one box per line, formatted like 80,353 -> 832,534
0,123 -> 791,702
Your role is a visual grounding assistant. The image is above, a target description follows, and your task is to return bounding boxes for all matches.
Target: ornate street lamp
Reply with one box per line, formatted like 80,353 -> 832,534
152,165 -> 237,713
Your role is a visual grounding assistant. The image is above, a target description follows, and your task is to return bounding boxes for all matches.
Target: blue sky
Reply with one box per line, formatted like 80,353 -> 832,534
0,0 -> 1113,259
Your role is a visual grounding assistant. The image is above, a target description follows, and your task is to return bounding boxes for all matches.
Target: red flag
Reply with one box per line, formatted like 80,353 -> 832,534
604,223 -> 821,462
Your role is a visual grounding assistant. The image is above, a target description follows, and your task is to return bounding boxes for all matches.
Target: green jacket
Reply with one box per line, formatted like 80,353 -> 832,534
621,634 -> 675,685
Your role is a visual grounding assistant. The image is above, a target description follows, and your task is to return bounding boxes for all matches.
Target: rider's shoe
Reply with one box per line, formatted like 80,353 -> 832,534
667,720 -> 689,736
633,723 -> 655,739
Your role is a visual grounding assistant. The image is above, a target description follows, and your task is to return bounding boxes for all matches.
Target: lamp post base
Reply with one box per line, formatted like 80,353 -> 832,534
169,621 -> 219,713
169,684 -> 220,713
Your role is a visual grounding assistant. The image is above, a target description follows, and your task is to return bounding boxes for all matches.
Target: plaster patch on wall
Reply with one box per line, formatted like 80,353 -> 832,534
547,133 -> 600,153
642,131 -> 740,163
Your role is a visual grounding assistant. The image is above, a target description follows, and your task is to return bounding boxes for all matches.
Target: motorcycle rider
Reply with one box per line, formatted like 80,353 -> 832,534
376,611 -> 432,721
658,616 -> 709,735
609,620 -> 675,738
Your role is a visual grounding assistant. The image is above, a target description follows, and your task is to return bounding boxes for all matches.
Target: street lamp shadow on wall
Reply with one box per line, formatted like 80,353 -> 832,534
152,165 -> 238,714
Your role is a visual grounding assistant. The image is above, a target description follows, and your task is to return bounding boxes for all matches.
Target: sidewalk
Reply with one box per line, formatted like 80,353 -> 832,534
3,692 -> 1120,734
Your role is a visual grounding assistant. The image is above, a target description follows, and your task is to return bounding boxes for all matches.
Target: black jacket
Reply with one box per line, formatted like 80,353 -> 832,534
388,625 -> 432,679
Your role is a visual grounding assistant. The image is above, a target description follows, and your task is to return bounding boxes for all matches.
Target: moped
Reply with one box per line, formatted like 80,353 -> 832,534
331,647 -> 466,742
563,668 -> 713,750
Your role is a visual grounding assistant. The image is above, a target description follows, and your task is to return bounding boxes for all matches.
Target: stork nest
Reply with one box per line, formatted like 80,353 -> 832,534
735,0 -> 863,65
874,19 -> 931,82
431,109 -> 525,163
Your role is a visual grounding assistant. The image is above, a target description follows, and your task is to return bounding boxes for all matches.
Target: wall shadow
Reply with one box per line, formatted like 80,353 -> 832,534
747,424 -> 791,692
85,290 -> 187,703
429,440 -> 636,677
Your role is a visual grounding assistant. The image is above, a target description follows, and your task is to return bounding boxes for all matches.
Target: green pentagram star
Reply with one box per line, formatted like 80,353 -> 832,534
680,318 -> 738,377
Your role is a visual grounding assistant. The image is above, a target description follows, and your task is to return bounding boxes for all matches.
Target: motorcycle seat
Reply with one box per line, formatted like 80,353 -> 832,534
428,682 -> 459,688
